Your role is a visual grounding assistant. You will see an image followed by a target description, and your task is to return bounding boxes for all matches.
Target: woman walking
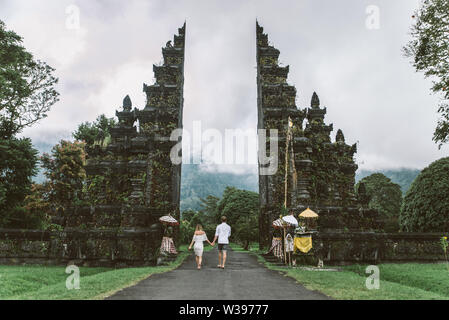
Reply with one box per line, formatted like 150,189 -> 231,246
188,224 -> 213,269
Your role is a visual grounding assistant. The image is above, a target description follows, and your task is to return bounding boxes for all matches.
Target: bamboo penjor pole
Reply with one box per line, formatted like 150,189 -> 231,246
283,117 -> 293,265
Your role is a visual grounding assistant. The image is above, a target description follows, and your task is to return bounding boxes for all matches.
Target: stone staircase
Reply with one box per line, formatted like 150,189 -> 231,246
261,252 -> 286,266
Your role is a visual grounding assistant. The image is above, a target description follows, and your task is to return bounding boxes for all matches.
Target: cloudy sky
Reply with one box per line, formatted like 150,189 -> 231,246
1,0 -> 447,173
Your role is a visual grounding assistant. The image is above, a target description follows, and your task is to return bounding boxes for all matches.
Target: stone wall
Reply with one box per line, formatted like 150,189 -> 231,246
0,228 -> 162,267
295,232 -> 445,265
1,229 -> 444,266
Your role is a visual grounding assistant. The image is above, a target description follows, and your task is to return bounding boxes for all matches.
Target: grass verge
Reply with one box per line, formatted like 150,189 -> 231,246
0,246 -> 190,300
236,245 -> 449,300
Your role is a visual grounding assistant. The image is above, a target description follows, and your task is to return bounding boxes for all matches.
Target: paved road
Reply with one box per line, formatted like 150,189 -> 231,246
107,248 -> 329,300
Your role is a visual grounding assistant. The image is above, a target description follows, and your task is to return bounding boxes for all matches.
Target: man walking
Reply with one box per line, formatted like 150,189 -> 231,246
212,216 -> 231,269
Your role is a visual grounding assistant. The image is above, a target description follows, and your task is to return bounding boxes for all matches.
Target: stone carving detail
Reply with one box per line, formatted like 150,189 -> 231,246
336,129 -> 345,143
123,95 -> 132,111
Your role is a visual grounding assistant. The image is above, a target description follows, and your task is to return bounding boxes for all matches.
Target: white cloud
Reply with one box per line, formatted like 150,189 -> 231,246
2,0 -> 447,174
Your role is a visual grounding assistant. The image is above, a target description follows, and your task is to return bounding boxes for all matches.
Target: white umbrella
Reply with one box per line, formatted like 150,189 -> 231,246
282,214 -> 298,227
159,215 -> 179,226
272,218 -> 285,229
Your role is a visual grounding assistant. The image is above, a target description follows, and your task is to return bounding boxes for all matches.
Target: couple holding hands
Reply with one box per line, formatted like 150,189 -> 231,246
188,216 -> 231,270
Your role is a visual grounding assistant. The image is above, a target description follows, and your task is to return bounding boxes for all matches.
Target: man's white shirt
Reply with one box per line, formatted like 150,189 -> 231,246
215,223 -> 231,244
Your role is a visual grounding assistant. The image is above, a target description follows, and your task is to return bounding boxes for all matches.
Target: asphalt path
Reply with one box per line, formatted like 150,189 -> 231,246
107,247 -> 330,300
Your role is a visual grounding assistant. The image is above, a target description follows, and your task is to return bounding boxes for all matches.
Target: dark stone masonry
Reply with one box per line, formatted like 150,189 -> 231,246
69,23 -> 185,265
256,22 -> 380,249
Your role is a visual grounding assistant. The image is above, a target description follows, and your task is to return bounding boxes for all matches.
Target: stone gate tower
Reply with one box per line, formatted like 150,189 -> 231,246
63,23 -> 186,266
256,22 -> 378,249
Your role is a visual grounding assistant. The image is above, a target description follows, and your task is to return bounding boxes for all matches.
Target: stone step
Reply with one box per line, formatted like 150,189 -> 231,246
261,253 -> 285,266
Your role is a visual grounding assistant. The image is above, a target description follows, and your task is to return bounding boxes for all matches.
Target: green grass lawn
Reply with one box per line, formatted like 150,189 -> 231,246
344,263 -> 449,298
267,263 -> 449,300
244,247 -> 449,300
0,246 -> 190,300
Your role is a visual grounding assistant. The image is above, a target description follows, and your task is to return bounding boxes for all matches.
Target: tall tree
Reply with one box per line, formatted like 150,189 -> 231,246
403,0 -> 449,148
400,157 -> 449,232
216,187 -> 259,247
356,173 -> 403,232
73,114 -> 116,147
41,140 -> 86,210
0,137 -> 38,227
0,20 -> 59,139
15,183 -> 52,229
199,195 -> 220,220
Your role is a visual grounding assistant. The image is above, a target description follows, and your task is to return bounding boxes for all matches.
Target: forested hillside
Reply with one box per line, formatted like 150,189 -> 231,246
180,164 -> 258,211
181,166 -> 421,211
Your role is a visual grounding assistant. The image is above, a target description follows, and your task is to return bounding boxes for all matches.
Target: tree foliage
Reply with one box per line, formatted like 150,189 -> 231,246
217,187 -> 259,249
357,168 -> 421,194
16,183 -> 51,229
180,209 -> 215,244
0,20 -> 58,228
403,0 -> 449,148
41,140 -> 86,209
0,137 -> 38,227
179,196 -> 220,244
180,188 -> 259,249
356,173 -> 402,232
400,157 -> 449,232
199,195 -> 220,219
0,20 -> 59,139
72,114 -> 116,147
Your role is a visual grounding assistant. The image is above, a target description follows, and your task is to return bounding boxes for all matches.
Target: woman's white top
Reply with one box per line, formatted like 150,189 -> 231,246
193,233 -> 207,248
193,233 -> 207,256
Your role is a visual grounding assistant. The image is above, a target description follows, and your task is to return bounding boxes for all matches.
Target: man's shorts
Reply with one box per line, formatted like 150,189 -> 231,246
218,244 -> 228,252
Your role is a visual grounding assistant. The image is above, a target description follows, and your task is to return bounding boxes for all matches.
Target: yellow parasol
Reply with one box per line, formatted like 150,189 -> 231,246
299,208 -> 319,218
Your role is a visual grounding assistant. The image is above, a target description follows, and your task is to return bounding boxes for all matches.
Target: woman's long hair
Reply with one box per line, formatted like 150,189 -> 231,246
195,224 -> 203,232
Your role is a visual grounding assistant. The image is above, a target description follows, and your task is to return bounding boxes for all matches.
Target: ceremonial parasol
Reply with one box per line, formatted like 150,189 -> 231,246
298,208 -> 318,233
299,208 -> 319,218
159,215 -> 179,226
272,218 -> 285,229
282,214 -> 298,226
